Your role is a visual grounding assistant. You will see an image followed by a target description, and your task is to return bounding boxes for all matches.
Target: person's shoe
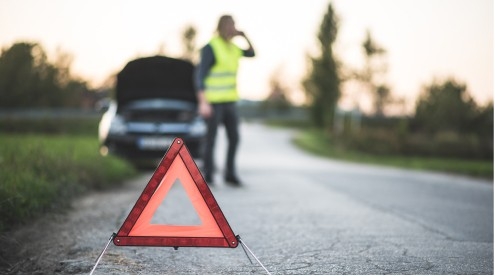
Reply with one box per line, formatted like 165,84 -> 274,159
225,175 -> 242,187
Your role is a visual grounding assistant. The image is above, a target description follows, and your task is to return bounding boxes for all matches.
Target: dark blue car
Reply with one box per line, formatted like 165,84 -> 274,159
98,56 -> 206,159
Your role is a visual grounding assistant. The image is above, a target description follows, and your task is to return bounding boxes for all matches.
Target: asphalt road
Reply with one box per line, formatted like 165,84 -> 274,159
11,122 -> 493,274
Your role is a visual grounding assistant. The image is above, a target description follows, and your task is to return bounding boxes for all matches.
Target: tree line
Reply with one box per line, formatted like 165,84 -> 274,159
304,3 -> 492,131
0,24 -> 199,110
302,2 -> 492,160
0,42 -> 92,109
0,6 -> 492,159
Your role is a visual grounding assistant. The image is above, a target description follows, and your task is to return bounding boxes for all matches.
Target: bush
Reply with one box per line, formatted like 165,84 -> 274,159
344,127 -> 402,155
0,134 -> 136,231
0,117 -> 100,135
401,131 -> 492,160
294,127 -> 493,179
334,117 -> 492,160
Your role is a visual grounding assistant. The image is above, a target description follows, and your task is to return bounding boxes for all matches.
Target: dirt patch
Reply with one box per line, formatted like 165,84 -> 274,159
0,211 -> 76,274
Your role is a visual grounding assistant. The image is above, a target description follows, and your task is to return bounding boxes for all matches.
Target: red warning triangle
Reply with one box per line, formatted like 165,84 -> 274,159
113,138 -> 238,248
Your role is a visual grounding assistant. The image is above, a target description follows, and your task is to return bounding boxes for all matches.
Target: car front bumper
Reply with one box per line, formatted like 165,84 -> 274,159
101,133 -> 204,159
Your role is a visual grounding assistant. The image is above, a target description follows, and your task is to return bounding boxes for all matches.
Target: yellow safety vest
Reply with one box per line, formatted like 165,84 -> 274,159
204,36 -> 243,103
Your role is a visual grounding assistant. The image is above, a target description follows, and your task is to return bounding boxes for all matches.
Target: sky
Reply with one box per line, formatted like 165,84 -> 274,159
1,0 -> 493,113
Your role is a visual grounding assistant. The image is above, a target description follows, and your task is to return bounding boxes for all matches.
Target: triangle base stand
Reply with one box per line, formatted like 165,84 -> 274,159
89,233 -> 271,275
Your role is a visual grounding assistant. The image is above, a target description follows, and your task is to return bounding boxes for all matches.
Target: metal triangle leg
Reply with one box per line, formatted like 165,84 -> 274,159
236,235 -> 271,275
89,233 -> 116,275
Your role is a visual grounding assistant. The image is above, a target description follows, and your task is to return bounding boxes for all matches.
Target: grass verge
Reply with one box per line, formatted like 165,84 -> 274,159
293,128 -> 493,179
0,134 -> 137,232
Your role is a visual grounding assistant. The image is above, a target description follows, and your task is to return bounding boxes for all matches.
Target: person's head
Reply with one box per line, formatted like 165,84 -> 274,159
216,15 -> 237,40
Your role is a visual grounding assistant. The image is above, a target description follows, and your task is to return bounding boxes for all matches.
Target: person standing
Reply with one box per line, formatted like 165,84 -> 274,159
195,15 -> 255,186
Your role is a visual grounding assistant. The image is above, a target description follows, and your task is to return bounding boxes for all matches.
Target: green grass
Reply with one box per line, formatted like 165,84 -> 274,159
0,134 -> 137,231
293,128 -> 493,179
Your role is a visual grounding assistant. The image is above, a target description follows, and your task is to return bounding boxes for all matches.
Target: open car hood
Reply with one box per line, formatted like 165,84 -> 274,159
116,56 -> 196,107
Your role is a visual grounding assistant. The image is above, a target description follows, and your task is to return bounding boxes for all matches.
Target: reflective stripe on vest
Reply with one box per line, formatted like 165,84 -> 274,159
205,36 -> 243,103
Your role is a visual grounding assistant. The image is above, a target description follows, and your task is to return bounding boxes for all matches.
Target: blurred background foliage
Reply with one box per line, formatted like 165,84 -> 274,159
0,2 -> 492,231
299,2 -> 493,166
0,42 -> 92,108
0,4 -> 492,164
0,7 -> 492,164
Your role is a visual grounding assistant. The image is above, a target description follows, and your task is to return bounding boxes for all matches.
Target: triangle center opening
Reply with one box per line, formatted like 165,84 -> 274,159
150,178 -> 202,226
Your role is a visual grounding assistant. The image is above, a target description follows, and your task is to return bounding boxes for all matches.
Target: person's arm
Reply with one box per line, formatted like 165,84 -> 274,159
195,45 -> 215,118
237,31 -> 255,57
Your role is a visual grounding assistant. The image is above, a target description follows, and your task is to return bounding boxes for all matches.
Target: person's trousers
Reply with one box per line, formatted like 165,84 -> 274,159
203,102 -> 239,179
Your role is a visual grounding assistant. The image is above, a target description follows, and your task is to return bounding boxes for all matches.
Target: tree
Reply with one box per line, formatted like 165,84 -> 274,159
181,24 -> 197,62
359,30 -> 390,116
0,42 -> 89,108
374,84 -> 391,117
472,101 -> 493,138
413,78 -> 477,133
0,42 -> 42,107
302,2 -> 341,129
263,68 -> 292,113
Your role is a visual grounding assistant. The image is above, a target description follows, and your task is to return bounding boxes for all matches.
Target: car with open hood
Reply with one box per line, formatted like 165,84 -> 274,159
98,56 -> 206,159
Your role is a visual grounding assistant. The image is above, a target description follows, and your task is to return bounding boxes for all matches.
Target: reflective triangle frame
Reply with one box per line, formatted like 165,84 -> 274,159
113,138 -> 238,248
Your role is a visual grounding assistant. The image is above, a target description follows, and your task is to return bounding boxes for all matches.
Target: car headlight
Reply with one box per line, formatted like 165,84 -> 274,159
109,115 -> 127,134
189,118 -> 207,136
